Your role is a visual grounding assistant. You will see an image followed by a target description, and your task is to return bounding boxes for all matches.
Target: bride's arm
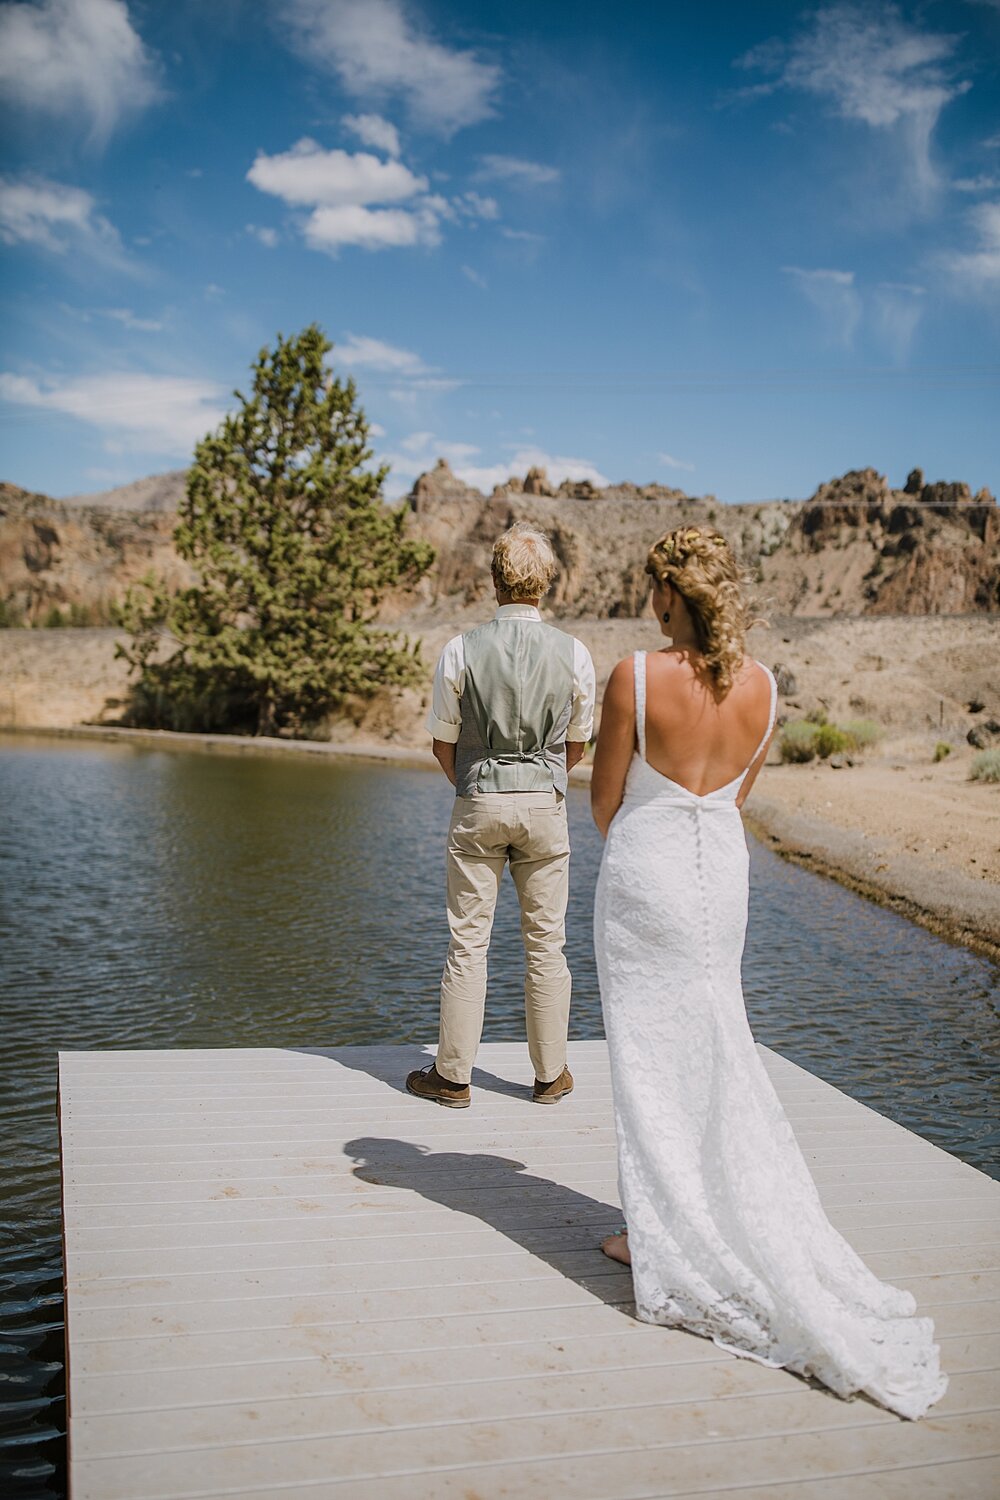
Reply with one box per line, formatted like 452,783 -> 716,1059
591,659 -> 636,837
735,724 -> 777,810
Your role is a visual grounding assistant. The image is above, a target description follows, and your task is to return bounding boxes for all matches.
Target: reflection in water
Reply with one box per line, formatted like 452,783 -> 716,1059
1,735 -> 997,1497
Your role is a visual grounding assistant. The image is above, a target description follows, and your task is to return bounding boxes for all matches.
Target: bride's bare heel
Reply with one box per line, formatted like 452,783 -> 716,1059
601,1228 -> 631,1266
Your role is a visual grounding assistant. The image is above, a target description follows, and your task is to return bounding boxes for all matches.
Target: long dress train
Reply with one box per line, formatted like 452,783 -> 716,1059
594,651 -> 946,1419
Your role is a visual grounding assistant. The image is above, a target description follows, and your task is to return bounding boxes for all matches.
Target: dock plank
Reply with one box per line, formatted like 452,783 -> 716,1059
59,1042 -> 1000,1498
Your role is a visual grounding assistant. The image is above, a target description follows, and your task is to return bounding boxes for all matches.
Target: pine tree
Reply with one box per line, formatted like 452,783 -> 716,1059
116,326 -> 434,735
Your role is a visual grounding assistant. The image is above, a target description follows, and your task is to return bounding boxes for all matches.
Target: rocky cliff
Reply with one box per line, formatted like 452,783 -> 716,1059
0,483 -> 191,625
759,468 -> 1000,618
0,460 -> 996,625
406,459 -> 998,619
406,459 -> 796,618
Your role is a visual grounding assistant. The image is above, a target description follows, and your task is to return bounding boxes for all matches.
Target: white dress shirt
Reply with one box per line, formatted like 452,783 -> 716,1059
425,604 -> 596,745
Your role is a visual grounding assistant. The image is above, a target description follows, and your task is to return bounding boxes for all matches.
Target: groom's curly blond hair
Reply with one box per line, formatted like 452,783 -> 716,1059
646,526 -> 760,695
491,523 -> 557,599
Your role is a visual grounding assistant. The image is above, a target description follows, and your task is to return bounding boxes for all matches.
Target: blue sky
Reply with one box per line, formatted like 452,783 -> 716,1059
1,0 -> 998,503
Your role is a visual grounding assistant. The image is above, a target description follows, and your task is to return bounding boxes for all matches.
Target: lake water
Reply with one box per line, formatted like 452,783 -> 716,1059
1,734 -> 998,1498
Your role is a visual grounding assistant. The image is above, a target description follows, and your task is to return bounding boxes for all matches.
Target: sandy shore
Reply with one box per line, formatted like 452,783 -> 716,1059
4,720 -> 997,962
742,752 -> 1000,961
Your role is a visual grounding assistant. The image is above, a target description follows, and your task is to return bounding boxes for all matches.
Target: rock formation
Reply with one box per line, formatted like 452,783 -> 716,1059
0,483 -> 191,625
761,468 -> 999,617
1,460 -> 996,625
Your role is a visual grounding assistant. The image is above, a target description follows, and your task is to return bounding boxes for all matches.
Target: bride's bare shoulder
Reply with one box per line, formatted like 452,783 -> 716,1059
604,656 -> 637,703
645,648 -> 697,683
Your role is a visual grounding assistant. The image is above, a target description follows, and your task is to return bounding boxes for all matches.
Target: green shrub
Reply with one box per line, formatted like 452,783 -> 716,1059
970,749 -> 1000,784
42,606 -> 67,628
842,719 -> 881,750
804,706 -> 829,725
779,720 -> 819,763
813,722 -> 850,758
933,741 -> 951,763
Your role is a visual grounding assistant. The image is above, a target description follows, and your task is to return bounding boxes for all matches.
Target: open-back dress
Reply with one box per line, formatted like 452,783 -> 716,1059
593,650 -> 947,1419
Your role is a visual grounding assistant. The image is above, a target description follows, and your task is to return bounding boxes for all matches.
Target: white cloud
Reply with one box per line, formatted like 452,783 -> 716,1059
461,447 -> 610,492
400,429 -> 435,452
0,174 -> 128,265
872,282 -> 925,362
305,201 -> 440,251
0,371 -> 226,454
378,437 -> 609,498
367,421 -> 386,438
953,175 -> 1000,194
336,334 -> 429,374
476,155 -> 560,186
501,226 -> 545,244
386,376 -> 462,405
247,138 -> 426,207
0,0 -> 162,145
658,452 -> 696,473
247,137 -> 446,253
941,201 -> 1000,293
454,191 -> 499,220
783,265 -> 862,346
738,5 -> 970,202
394,430 -> 478,461
285,0 -> 500,135
100,307 -> 163,332
342,112 -> 400,157
461,264 -> 488,289
245,223 -> 279,248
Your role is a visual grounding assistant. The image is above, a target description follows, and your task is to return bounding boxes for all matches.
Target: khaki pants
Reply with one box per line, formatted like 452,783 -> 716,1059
437,790 -> 571,1086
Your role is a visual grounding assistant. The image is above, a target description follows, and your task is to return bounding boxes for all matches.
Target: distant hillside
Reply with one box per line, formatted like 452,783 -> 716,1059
1,460 -> 996,625
60,470 -> 188,512
0,482 -> 191,625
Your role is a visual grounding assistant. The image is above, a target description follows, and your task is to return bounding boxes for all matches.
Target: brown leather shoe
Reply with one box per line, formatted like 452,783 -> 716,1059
532,1066 -> 574,1104
406,1064 -> 471,1108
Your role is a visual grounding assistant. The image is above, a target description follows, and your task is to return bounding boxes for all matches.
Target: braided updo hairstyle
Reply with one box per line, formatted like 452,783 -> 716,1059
645,526 -> 758,696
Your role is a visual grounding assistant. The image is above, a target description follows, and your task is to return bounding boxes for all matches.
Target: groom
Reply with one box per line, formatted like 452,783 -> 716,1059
407,522 -> 595,1109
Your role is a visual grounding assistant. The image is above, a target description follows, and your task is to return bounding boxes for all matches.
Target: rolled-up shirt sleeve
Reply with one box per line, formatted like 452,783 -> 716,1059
566,639 -> 596,742
424,634 -> 465,743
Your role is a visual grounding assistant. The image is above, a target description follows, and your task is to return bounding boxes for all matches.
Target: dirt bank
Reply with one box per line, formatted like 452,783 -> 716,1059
742,755 -> 1000,962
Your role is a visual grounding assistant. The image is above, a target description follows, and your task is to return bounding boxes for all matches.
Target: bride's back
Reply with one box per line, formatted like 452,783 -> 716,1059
643,648 -> 772,796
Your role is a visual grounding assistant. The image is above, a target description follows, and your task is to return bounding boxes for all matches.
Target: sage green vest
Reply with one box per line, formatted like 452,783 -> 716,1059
455,618 -> 576,797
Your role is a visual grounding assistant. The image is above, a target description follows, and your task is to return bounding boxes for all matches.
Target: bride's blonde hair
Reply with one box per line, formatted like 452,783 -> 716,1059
645,526 -> 758,696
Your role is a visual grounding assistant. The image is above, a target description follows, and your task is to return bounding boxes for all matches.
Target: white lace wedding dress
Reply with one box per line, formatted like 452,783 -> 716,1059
594,651 -> 947,1419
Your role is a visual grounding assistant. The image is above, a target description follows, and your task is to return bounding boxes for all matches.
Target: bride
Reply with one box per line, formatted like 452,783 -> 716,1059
590,525 -> 947,1420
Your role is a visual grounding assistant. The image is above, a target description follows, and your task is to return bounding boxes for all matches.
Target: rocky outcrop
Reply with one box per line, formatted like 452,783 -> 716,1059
1,459 -> 997,625
403,466 -> 790,618
523,465 -> 555,496
0,484 -> 191,625
409,458 -> 483,511
758,469 -> 998,618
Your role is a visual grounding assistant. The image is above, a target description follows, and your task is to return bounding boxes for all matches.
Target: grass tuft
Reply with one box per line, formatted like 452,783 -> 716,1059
970,749 -> 1000,784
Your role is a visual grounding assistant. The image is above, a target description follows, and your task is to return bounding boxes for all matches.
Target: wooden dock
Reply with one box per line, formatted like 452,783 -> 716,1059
58,1040 -> 1000,1499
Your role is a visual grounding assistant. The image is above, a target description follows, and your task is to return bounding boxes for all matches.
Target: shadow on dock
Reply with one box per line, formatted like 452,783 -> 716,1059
345,1135 -> 636,1313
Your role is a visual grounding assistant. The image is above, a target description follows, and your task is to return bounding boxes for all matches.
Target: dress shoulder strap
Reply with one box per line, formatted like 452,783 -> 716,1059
743,662 -> 778,777
633,650 -> 647,761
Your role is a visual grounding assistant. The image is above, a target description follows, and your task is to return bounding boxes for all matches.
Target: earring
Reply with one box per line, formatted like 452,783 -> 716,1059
662,611 -> 671,623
